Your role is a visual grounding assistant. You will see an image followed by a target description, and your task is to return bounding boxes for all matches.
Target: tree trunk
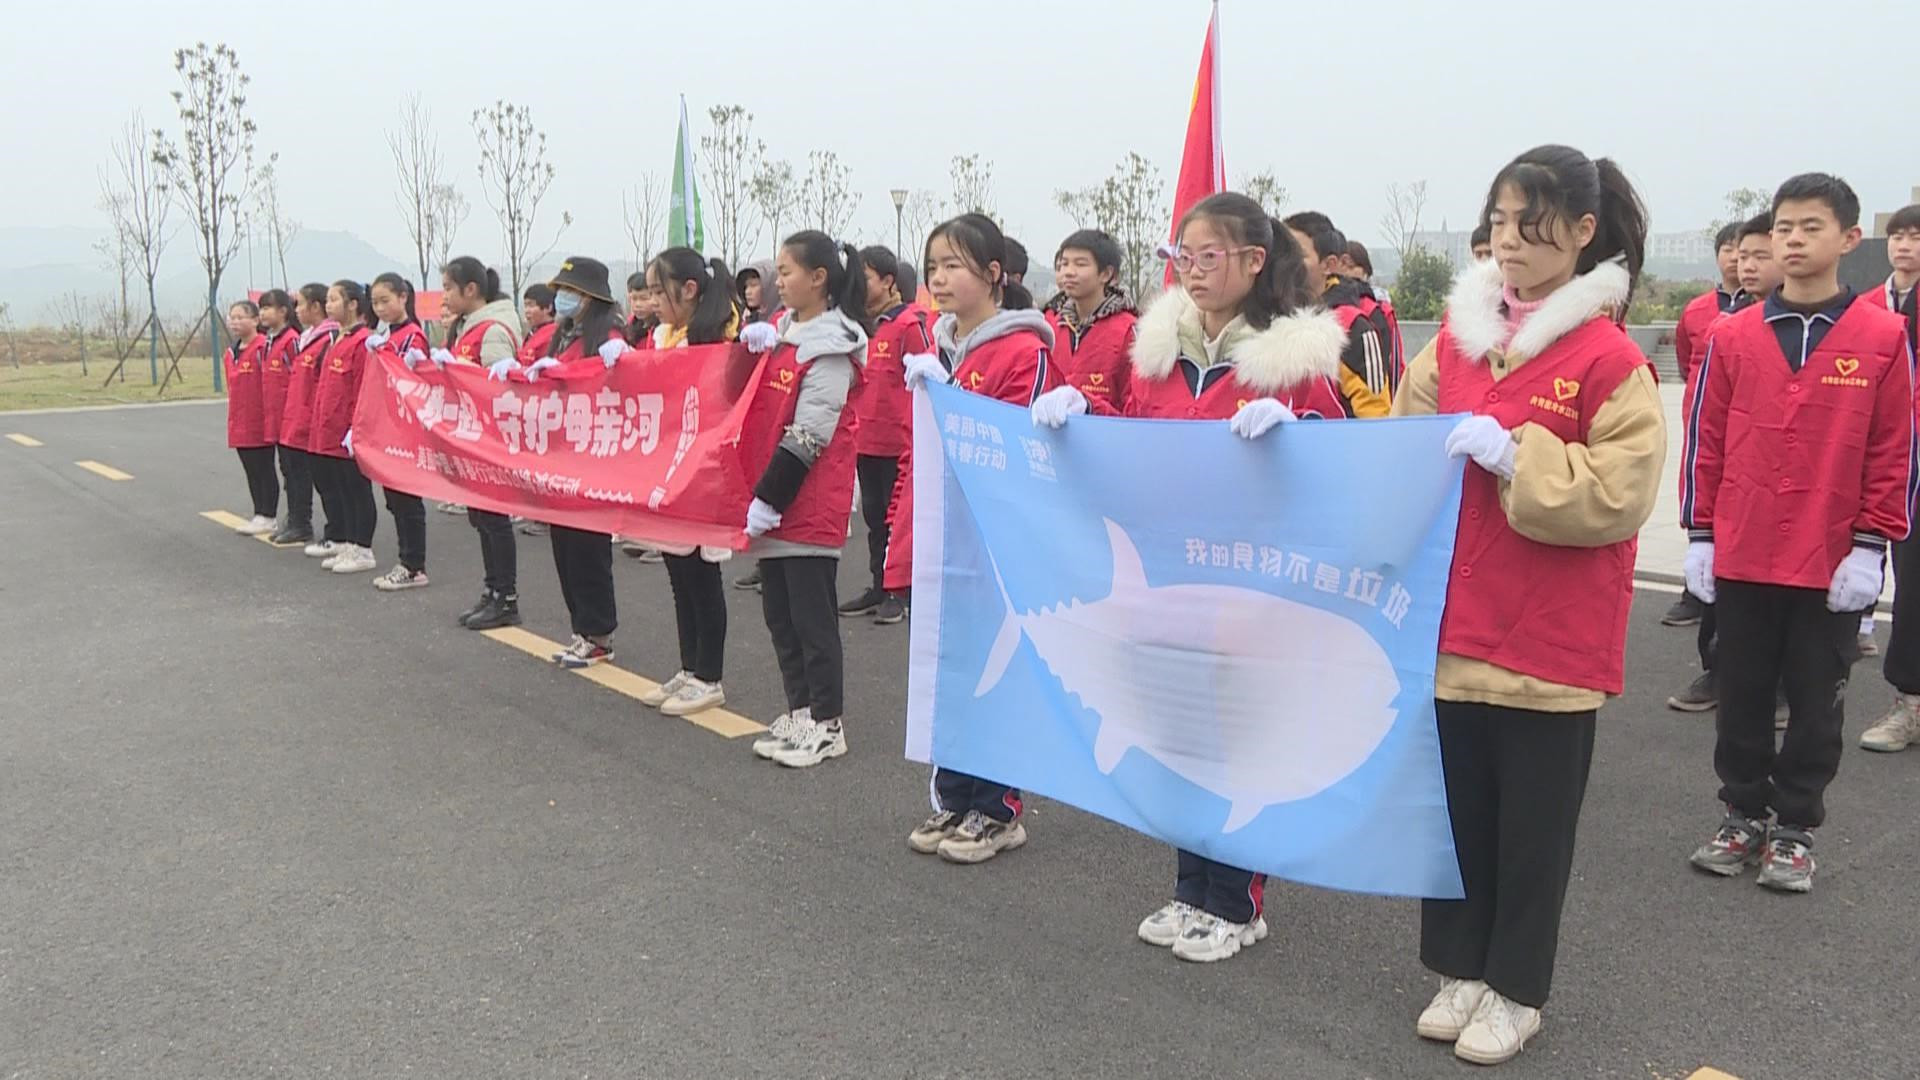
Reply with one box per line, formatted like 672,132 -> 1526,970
208,277 -> 225,393
147,282 -> 160,386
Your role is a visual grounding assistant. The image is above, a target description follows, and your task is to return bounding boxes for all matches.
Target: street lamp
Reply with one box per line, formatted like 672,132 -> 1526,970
890,188 -> 908,255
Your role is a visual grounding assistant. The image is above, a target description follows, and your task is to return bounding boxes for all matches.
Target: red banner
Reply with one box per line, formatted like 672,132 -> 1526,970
349,344 -> 768,548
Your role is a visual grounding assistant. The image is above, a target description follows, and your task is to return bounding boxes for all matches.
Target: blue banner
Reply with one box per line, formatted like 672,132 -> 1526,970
904,383 -> 1466,899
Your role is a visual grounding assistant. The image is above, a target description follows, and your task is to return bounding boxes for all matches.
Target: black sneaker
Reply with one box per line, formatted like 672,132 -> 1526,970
839,587 -> 885,617
269,523 -> 313,546
1666,671 -> 1716,712
734,566 -> 763,592
874,595 -> 908,625
465,593 -> 521,631
457,591 -> 494,627
1661,592 -> 1705,627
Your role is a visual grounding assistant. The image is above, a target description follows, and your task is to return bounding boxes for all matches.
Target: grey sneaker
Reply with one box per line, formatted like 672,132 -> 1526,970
1666,671 -> 1716,712
1689,810 -> 1768,876
1756,828 -> 1816,893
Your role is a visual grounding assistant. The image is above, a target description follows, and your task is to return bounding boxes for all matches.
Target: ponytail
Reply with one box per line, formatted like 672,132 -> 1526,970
780,231 -> 870,332
371,271 -> 418,326
648,248 -> 737,345
1590,157 -> 1648,304
259,288 -> 301,334
1173,195 -> 1312,330
442,255 -> 503,303
925,213 -> 1032,315
331,279 -> 373,328
1482,144 -> 1649,308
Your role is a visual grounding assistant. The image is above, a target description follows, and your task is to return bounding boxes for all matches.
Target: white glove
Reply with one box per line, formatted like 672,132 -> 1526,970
487,358 -> 522,381
903,353 -> 947,390
744,497 -> 783,537
1228,398 -> 1297,439
1030,386 -> 1088,428
401,347 -> 427,370
1828,546 -> 1885,613
524,357 -> 561,382
1683,540 -> 1716,604
741,321 -> 781,354
598,338 -> 627,367
366,328 -> 390,349
1445,415 -> 1518,480
341,430 -> 354,458
428,347 -> 455,369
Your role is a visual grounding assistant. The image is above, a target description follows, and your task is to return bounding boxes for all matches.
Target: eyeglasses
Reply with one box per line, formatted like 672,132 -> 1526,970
1162,245 -> 1255,274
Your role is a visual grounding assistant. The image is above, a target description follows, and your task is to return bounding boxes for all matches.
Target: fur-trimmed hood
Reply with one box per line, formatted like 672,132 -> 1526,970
1445,257 -> 1631,363
1131,287 -> 1344,395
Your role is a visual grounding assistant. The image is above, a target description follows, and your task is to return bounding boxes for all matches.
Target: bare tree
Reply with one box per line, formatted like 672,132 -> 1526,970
1239,170 -> 1289,217
949,154 -> 995,218
47,292 -> 93,376
0,302 -> 16,369
254,152 -> 299,286
623,174 -> 664,270
89,225 -> 139,383
797,151 -> 860,239
472,100 -> 569,303
426,183 -> 468,275
699,105 -> 765,265
100,114 -> 174,385
152,42 -> 256,389
750,159 -> 797,255
901,189 -> 943,266
1380,179 -> 1431,263
390,94 -> 452,288
1054,187 -> 1095,229
1092,153 -> 1168,300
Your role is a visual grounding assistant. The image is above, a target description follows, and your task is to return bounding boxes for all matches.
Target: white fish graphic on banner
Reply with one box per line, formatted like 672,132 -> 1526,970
974,518 -> 1400,833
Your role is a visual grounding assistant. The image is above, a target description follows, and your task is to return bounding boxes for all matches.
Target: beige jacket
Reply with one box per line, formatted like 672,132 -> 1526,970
1393,259 -> 1666,712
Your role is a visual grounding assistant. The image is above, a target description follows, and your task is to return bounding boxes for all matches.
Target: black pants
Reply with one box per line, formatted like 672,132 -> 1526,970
1421,701 -> 1595,1009
934,768 -> 1023,823
310,451 -> 346,543
1886,537 -> 1920,694
1697,602 -> 1717,671
236,446 -> 279,518
1714,579 -> 1854,828
550,525 -> 616,638
760,556 -> 843,719
468,509 -> 517,597
1174,848 -> 1265,925
856,454 -> 902,593
320,456 -> 377,548
383,488 -> 426,572
664,553 -> 727,682
278,445 -> 313,531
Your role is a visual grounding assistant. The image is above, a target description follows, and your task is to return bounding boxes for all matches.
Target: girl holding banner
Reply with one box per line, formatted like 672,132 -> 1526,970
438,257 -> 526,632
1392,145 -> 1661,1066
1030,192 -> 1349,965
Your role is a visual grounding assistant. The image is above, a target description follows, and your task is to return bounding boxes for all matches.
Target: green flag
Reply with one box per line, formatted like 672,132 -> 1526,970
669,95 -> 704,251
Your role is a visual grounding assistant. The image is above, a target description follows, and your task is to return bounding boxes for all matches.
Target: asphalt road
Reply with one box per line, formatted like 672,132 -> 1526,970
2,401 -> 1917,1080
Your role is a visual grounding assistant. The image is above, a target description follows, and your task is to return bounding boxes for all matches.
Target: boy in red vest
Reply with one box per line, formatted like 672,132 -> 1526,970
1861,205 -> 1920,750
1043,229 -> 1138,412
1283,211 -> 1392,417
1663,221 -> 1746,628
1681,173 -> 1915,893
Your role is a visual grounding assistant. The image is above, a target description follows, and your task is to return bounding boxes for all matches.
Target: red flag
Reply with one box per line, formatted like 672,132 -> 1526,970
1166,1 -> 1224,284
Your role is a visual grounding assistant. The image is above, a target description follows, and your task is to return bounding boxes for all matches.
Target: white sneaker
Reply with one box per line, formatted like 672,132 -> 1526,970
751,710 -> 807,759
239,514 -> 275,535
1416,978 -> 1490,1042
331,545 -> 375,574
372,564 -> 429,591
642,671 -> 691,709
1137,901 -> 1199,947
1861,694 -> 1920,752
660,677 -> 725,717
304,539 -> 338,558
771,716 -> 847,768
320,548 -> 345,569
1171,911 -> 1268,963
1453,989 -> 1541,1066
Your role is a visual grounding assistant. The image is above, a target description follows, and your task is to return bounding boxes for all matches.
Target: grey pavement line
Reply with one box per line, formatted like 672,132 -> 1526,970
1,397 -> 225,417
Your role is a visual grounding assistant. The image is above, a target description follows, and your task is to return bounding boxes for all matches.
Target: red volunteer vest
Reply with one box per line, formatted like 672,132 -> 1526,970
225,335 -> 271,448
261,328 -> 298,444
308,326 -> 372,458
1047,306 -> 1137,411
518,321 -> 559,363
740,342 -> 864,548
278,328 -> 336,450
451,318 -> 513,364
853,305 -> 927,457
1435,316 -> 1646,694
1123,356 -> 1346,421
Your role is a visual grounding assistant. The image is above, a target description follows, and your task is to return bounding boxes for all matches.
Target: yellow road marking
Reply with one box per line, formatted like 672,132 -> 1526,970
480,626 -> 766,738
199,509 -> 287,546
1686,1071 -> 1741,1080
5,433 -> 43,446
75,460 -> 133,481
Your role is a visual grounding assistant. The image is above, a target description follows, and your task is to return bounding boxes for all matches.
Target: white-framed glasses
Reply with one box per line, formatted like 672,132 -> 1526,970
1161,245 -> 1255,274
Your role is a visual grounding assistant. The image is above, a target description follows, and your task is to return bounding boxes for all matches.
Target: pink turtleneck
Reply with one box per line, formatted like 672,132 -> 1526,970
1501,283 -> 1547,338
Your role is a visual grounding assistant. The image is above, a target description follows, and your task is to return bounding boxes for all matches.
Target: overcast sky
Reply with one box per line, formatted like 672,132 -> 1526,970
5,0 -> 1910,270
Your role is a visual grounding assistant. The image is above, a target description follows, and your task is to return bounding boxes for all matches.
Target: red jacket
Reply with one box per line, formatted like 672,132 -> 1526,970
883,311 -> 1059,591
1862,275 -> 1919,358
741,337 -> 865,549
518,321 -> 559,363
278,322 -> 338,450
224,334 -> 271,448
1103,291 -> 1347,422
1437,315 -> 1647,695
853,303 -> 930,457
1045,299 -> 1138,412
307,325 -> 373,458
260,327 -> 299,445
1683,298 -> 1914,590
1678,296 -> 1760,426
1673,287 -> 1734,388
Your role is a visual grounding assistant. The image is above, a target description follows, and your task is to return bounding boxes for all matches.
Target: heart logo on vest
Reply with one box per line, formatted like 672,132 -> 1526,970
1089,372 -> 1105,386
1553,377 -> 1580,402
1836,357 -> 1860,377
778,369 -> 794,384
967,371 -> 985,390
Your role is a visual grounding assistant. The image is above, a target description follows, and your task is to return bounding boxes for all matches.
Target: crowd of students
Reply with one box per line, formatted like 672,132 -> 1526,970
219,147 -> 1919,1068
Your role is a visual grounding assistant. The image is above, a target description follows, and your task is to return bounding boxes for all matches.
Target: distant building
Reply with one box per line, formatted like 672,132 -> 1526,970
1646,230 -> 1717,264
1872,186 -> 1920,237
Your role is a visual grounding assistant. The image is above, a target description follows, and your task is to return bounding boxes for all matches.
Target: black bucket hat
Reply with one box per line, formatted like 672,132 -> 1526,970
549,256 -> 614,303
